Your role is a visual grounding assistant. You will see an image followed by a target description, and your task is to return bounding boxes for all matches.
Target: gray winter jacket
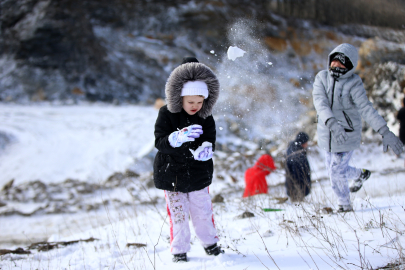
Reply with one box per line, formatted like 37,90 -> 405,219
313,43 -> 387,152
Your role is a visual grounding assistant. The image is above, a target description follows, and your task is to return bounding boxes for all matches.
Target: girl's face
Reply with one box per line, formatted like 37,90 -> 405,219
330,60 -> 346,68
182,95 -> 204,115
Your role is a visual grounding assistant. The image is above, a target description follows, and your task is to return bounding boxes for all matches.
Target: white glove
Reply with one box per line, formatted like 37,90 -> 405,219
189,142 -> 213,161
168,124 -> 203,148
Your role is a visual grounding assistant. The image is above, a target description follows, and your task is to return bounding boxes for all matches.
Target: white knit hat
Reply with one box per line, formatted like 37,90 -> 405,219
181,81 -> 209,99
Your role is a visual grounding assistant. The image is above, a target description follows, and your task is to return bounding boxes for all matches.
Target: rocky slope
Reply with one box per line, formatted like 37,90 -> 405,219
1,0 -> 405,108
1,0 -> 268,102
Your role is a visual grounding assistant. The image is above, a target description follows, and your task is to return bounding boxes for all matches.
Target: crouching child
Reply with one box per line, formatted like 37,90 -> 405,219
285,132 -> 311,202
153,57 -> 224,263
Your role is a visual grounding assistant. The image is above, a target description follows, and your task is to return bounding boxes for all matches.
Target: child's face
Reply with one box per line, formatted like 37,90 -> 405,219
330,60 -> 346,69
182,95 -> 204,115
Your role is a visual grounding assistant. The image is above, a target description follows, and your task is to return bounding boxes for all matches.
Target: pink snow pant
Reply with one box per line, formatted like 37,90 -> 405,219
325,151 -> 362,206
164,187 -> 219,255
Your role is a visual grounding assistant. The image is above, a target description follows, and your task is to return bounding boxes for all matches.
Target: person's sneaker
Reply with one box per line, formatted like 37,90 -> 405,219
349,169 -> 371,193
337,204 -> 353,213
204,243 -> 224,256
172,253 -> 187,262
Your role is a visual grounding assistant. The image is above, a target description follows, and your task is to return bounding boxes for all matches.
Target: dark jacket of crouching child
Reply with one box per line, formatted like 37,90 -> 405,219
285,132 -> 311,202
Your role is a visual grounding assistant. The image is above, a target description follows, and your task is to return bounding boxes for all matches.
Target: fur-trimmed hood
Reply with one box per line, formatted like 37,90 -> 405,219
165,62 -> 220,119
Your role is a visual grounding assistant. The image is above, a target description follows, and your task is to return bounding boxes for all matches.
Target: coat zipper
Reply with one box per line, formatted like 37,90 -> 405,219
342,111 -> 354,132
329,78 -> 337,152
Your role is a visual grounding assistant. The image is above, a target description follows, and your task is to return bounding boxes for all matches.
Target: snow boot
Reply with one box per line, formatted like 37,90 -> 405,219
337,204 -> 353,213
172,253 -> 187,263
204,243 -> 224,256
349,169 -> 371,193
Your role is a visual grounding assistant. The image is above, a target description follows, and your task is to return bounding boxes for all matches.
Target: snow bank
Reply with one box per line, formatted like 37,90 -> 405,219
0,104 -> 158,186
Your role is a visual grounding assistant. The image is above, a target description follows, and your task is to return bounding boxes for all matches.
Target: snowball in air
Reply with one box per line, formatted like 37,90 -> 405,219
210,50 -> 215,54
267,62 -> 273,66
227,46 -> 246,61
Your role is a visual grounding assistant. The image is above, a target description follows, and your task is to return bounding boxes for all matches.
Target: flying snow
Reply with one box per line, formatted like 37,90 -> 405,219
227,46 -> 246,61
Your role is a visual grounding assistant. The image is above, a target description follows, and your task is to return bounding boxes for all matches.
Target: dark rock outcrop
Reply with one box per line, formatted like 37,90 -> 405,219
0,0 -> 268,103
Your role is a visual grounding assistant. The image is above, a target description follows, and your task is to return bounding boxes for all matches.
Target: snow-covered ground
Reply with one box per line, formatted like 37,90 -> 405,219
0,104 -> 157,186
1,104 -> 405,269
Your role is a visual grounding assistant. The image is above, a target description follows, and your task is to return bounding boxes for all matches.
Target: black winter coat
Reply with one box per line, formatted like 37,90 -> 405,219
397,107 -> 405,144
153,105 -> 216,193
285,141 -> 311,200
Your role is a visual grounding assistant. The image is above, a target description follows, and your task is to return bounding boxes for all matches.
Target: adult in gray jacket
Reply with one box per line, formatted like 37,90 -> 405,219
313,43 -> 403,212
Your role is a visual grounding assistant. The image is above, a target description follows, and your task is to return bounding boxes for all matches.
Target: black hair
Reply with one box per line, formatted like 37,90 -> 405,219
181,57 -> 199,64
295,132 -> 309,145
